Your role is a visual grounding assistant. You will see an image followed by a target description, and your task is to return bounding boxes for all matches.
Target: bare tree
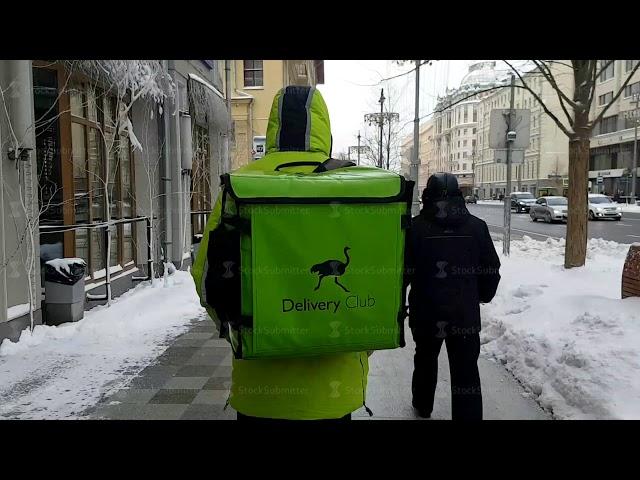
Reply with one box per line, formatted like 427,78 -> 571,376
505,60 -> 640,268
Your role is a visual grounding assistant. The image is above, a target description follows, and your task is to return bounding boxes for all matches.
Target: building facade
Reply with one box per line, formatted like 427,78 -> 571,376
474,62 -> 571,199
0,60 -> 230,342
230,60 -> 324,169
432,61 -> 505,196
400,119 -> 434,195
589,60 -> 640,197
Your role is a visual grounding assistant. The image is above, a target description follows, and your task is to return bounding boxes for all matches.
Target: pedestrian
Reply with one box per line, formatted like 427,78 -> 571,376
613,190 -> 621,203
405,173 -> 501,420
192,86 -> 369,422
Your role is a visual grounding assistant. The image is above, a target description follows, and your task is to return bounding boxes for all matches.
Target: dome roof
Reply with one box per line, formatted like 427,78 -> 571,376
460,61 -> 500,87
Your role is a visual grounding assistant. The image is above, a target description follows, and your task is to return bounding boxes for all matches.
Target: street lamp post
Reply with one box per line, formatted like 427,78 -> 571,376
631,93 -> 640,203
365,109 -> 399,170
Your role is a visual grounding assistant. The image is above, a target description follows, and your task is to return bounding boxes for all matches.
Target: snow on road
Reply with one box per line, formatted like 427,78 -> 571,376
0,271 -> 205,419
481,236 -> 640,419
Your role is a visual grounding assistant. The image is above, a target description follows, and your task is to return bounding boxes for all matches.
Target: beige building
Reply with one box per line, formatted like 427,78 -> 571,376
589,60 -> 640,196
400,119 -> 435,194
229,60 -> 324,169
432,61 -> 504,196
474,62 -> 571,199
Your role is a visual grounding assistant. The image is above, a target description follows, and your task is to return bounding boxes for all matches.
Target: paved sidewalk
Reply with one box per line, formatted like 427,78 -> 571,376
89,318 -> 550,420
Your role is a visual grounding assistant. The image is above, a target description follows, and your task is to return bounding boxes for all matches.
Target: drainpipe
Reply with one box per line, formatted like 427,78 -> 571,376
0,73 -> 6,324
161,60 -> 173,266
167,61 -> 185,266
224,60 -> 232,174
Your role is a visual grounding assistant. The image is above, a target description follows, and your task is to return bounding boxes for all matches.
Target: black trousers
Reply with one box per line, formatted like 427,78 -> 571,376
411,327 -> 482,420
237,412 -> 351,422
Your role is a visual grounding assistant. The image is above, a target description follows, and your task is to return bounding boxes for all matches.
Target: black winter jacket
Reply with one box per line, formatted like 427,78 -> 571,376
405,195 -> 501,332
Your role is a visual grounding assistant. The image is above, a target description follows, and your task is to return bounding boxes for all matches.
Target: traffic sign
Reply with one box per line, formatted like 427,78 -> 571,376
597,176 -> 604,185
489,109 -> 531,149
494,149 -> 525,164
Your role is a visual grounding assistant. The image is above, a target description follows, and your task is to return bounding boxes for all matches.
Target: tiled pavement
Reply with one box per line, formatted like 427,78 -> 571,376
88,320 -> 235,420
87,315 -> 550,420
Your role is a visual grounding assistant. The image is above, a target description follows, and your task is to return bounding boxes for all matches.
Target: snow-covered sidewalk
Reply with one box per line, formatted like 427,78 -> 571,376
481,236 -> 640,419
0,271 -> 205,419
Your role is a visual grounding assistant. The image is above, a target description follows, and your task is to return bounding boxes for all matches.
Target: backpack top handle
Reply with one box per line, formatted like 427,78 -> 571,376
274,158 -> 357,173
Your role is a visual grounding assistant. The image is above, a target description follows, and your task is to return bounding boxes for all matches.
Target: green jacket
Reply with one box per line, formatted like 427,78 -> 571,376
191,86 -> 369,419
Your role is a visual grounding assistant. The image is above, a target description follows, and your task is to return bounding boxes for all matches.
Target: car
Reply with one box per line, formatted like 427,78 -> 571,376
530,196 -> 568,223
588,194 -> 622,221
465,195 -> 477,204
510,192 -> 537,213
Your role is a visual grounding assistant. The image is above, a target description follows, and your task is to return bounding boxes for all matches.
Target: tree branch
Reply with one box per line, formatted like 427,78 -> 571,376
533,60 -> 575,127
504,60 -> 575,139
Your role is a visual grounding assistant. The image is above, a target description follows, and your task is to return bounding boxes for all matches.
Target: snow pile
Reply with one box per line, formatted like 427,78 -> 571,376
477,200 -> 504,205
0,271 -> 205,419
481,235 -> 640,419
617,203 -> 640,213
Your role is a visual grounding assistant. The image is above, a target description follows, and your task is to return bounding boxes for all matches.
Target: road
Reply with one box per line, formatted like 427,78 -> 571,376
468,203 -> 640,243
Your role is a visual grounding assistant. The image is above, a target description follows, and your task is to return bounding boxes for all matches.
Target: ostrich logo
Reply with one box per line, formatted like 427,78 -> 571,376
310,246 -> 351,292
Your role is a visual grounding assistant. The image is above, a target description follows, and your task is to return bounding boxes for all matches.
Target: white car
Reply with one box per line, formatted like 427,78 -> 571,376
588,194 -> 622,221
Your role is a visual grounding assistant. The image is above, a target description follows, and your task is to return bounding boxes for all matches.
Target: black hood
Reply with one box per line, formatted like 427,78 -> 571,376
420,172 -> 470,226
421,194 -> 470,227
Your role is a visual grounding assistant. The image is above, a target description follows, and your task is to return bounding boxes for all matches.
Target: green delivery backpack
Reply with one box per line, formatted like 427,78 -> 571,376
205,158 -> 415,360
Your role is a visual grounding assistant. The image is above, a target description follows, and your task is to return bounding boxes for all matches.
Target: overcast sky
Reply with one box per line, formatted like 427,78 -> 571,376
317,60 -> 472,156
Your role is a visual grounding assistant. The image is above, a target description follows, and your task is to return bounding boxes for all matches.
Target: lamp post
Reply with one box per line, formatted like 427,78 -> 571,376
631,93 -> 640,203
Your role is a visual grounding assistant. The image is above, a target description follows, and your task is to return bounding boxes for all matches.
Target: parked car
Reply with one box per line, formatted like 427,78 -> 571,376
588,193 -> 622,221
510,192 -> 537,213
465,195 -> 477,204
530,196 -> 568,223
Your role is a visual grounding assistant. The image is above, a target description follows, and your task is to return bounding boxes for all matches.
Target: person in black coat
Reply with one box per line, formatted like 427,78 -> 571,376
405,173 -> 501,420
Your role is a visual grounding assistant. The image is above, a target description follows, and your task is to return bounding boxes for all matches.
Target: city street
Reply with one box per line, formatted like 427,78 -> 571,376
468,203 -> 640,243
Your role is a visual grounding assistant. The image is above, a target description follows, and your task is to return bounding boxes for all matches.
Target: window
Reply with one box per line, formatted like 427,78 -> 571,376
625,81 -> 640,98
464,128 -> 467,135
243,60 -> 264,87
598,91 -> 613,106
473,107 -> 477,122
463,163 -> 467,170
626,60 -> 639,72
599,60 -> 615,82
191,125 -> 211,236
472,127 -> 476,134
463,151 -> 467,158
463,140 -> 467,147
69,82 -> 136,276
600,114 -> 618,134
464,107 -> 468,123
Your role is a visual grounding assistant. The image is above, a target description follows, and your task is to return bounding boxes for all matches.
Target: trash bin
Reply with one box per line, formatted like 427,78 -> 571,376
44,258 -> 86,326
191,234 -> 203,264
